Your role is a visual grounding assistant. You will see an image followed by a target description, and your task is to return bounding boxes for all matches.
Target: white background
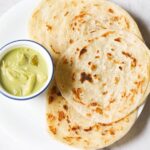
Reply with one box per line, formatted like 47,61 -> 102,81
0,0 -> 150,150
0,0 -> 21,16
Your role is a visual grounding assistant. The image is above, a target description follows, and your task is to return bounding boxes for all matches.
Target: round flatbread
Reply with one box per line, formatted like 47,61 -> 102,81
29,0 -> 142,61
56,30 -> 150,124
46,82 -> 137,150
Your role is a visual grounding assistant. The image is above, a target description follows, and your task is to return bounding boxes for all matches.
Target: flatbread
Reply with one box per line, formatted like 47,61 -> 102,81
29,0 -> 142,61
46,82 -> 137,150
56,30 -> 150,124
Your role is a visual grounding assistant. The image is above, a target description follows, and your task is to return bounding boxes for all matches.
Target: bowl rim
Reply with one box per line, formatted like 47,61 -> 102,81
0,39 -> 54,101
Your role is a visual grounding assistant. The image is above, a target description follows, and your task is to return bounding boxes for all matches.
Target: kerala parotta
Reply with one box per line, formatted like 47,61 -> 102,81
46,82 -> 137,150
56,30 -> 150,124
29,0 -> 142,61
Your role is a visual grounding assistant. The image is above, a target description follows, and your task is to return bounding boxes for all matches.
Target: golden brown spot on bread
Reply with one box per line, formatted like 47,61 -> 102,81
74,22 -> 77,26
138,75 -> 141,79
76,48 -> 80,51
46,24 -> 52,31
125,17 -> 130,29
109,98 -> 115,104
130,89 -> 137,94
63,105 -> 68,111
80,72 -> 93,83
88,61 -> 92,65
57,91 -> 62,96
70,57 -> 73,65
72,88 -> 82,100
101,130 -> 107,136
53,15 -> 57,19
49,126 -> 57,134
122,51 -> 137,67
84,127 -> 92,132
131,58 -> 137,68
62,56 -> 68,64
88,39 -> 95,43
71,125 -> 80,131
50,86 -> 57,95
48,96 -> 54,104
66,115 -> 71,124
64,137 -> 74,143
102,31 -> 115,37
51,86 -> 57,95
134,80 -> 144,88
109,128 -> 115,135
95,37 -> 99,40
63,136 -> 81,143
86,113 -> 92,117
108,8 -> 114,13
119,66 -> 123,70
81,20 -> 86,24
73,97 -> 85,105
72,73 -> 76,81
79,47 -> 87,58
90,30 -> 96,33
51,86 -> 61,97
134,79 -> 145,93
93,124 -> 101,131
69,39 -> 74,44
115,77 -> 120,84
113,59 -> 121,64
89,102 -> 98,106
111,48 -> 115,51
63,137 -> 72,143
95,56 -> 100,59
114,37 -> 121,42
112,16 -> 119,21
107,53 -> 113,60
70,11 -> 87,30
58,111 -> 65,121
95,107 -> 103,114
130,95 -> 135,103
102,83 -> 106,87
94,74 -> 101,80
102,91 -> 108,95
107,53 -> 112,56
47,114 -> 55,121
121,91 -> 126,98
64,11 -> 69,16
91,64 -> 97,71
105,105 -> 110,111
74,11 -> 87,20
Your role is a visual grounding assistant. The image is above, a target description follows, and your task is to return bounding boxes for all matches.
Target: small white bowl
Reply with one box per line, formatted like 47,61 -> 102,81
0,40 -> 54,100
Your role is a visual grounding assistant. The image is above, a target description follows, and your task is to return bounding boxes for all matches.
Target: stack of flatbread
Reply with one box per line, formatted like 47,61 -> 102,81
29,0 -> 150,149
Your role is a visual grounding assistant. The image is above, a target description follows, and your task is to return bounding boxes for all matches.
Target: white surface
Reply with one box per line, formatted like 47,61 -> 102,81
0,0 -> 21,15
0,0 -> 150,150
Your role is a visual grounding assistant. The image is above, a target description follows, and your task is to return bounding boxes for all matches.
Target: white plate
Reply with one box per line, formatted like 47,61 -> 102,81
0,0 -> 150,150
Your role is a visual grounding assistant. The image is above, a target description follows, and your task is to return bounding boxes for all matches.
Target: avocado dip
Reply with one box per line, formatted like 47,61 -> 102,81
0,47 -> 48,96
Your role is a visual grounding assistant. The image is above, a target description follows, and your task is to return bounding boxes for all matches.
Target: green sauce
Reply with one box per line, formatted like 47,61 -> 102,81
0,47 -> 48,96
